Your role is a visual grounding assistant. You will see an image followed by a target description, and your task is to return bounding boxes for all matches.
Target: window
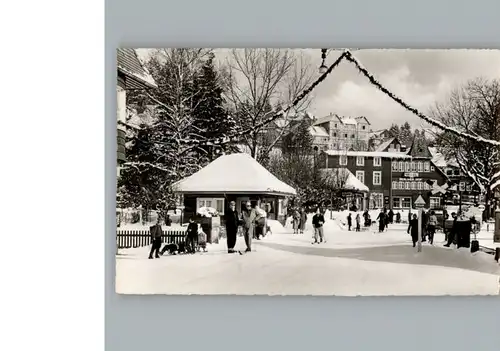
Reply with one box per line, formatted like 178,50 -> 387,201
417,162 -> 423,172
459,182 -> 465,191
402,198 -> 411,208
430,166 -> 434,171
392,181 -> 398,190
373,157 -> 381,167
424,162 -> 430,172
399,181 -> 404,189
344,134 -> 348,138
393,197 -> 401,209
399,161 -> 404,172
339,155 -> 348,166
411,162 -> 417,172
351,134 -> 355,138
396,144 -> 401,152
373,171 -> 382,185
356,171 -> 365,184
335,124 -> 338,128
362,125 -> 366,130
466,184 -> 472,191
196,198 -> 225,215
417,181 -> 422,190
446,169 -> 453,175
356,156 -> 365,166
403,162 -> 409,172
371,193 -> 383,208
333,133 -> 337,137
406,181 -> 411,190
392,161 -> 398,171
430,197 -> 441,209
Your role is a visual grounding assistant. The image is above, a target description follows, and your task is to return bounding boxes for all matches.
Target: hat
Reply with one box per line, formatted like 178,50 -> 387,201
230,201 -> 236,205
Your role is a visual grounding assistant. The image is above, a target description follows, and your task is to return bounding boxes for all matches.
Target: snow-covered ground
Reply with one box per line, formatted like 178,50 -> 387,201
116,212 -> 500,296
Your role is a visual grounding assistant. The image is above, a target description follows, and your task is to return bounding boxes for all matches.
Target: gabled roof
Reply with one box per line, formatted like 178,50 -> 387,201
173,153 -> 296,195
341,117 -> 357,125
309,126 -> 329,137
406,137 -> 432,158
321,168 -> 369,192
324,150 -> 411,159
355,116 -> 371,125
117,48 -> 157,89
313,113 -> 342,126
375,137 -> 396,152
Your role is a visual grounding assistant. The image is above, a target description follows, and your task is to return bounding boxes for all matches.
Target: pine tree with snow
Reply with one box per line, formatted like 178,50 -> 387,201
191,52 -> 239,160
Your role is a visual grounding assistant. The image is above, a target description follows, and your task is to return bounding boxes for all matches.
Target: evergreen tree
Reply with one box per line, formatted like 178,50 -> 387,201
192,52 -> 239,161
387,123 -> 400,138
399,121 -> 413,146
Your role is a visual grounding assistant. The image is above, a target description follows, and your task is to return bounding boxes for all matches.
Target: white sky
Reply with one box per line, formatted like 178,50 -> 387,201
135,48 -> 500,131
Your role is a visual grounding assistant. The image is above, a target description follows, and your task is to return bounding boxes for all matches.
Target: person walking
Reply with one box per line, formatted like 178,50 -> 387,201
407,213 -> 419,247
312,208 -> 326,244
292,209 -> 300,234
225,201 -> 240,253
299,208 -> 307,234
427,210 -> 437,245
242,201 -> 257,252
185,217 -> 198,254
148,217 -> 163,259
444,212 -> 459,247
355,213 -> 361,232
376,209 -> 386,233
388,209 -> 394,224
347,213 -> 352,231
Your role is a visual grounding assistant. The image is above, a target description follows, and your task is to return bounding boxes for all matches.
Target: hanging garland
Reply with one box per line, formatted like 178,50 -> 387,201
342,50 -> 500,147
172,51 -> 348,147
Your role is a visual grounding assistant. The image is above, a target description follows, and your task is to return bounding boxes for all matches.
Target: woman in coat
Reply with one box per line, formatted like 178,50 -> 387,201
355,213 -> 361,232
407,213 -> 419,247
299,208 -> 307,234
376,210 -> 386,233
292,209 -> 300,234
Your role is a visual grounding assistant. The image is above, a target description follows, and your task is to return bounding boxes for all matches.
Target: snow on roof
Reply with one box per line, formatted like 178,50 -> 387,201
173,153 -> 296,195
342,117 -> 357,125
322,168 -> 369,192
313,113 -> 342,126
374,137 -> 396,152
324,150 -> 411,159
309,126 -> 329,137
117,48 -> 157,89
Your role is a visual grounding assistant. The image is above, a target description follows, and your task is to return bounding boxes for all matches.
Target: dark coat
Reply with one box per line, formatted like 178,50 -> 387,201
150,224 -> 162,239
225,209 -> 240,230
347,214 -> 352,225
312,214 -> 325,228
407,218 -> 419,239
186,222 -> 198,238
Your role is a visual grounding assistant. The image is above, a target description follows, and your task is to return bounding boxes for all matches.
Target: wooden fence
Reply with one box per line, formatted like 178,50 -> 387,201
116,230 -> 186,249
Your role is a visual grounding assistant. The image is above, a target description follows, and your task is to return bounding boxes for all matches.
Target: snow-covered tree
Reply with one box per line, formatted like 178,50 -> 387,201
223,49 -> 315,160
118,49 -> 238,210
430,78 -> 500,217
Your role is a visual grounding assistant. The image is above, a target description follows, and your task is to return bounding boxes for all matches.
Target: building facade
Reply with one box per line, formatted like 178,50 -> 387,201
320,150 -> 411,210
116,49 -> 157,176
312,113 -> 372,151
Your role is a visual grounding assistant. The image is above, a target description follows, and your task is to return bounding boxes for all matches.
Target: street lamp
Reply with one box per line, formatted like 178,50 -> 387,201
319,49 -> 328,74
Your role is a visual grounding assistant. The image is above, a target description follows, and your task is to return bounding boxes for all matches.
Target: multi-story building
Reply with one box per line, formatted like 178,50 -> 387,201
390,139 -> 448,210
319,149 -> 411,210
312,113 -> 372,151
319,137 -> 450,211
116,49 -> 157,176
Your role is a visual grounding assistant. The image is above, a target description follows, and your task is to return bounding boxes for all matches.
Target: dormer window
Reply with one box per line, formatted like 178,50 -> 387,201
362,125 -> 365,130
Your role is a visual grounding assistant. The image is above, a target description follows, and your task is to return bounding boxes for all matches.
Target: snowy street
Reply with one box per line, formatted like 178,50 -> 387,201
116,219 -> 500,296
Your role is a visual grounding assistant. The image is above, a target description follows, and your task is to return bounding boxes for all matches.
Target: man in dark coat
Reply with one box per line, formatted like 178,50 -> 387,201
407,213 -> 419,247
185,217 -> 198,254
225,201 -> 240,253
388,209 -> 394,224
312,208 -> 326,243
376,210 -> 386,233
148,217 -> 163,259
241,201 -> 257,252
444,213 -> 459,247
347,213 -> 352,231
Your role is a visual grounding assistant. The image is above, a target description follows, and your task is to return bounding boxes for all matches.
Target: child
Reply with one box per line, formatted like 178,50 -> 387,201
197,227 -> 207,252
